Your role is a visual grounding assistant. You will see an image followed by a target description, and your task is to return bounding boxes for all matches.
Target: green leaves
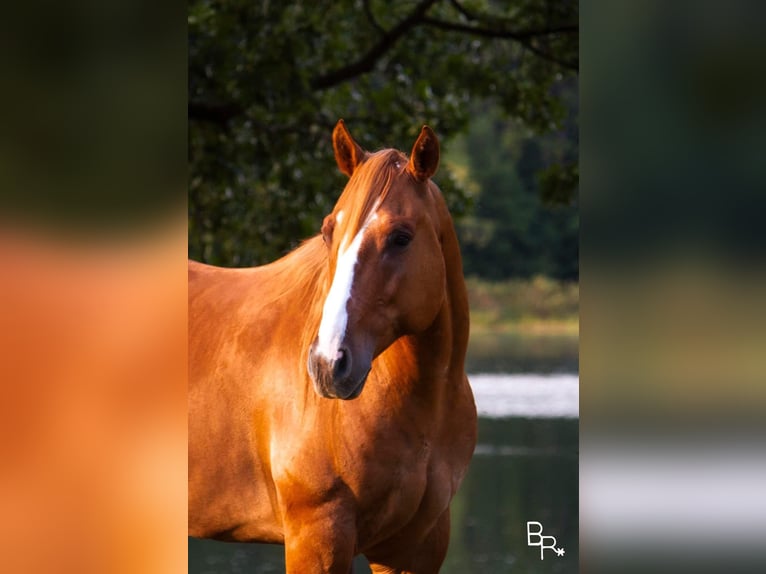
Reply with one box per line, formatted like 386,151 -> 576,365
453,98 -> 578,280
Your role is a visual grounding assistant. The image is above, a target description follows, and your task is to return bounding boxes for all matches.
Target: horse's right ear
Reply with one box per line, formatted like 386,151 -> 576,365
333,119 -> 366,177
408,125 -> 440,182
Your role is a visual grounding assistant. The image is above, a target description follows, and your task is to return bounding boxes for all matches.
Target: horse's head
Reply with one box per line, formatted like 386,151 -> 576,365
307,120 -> 447,400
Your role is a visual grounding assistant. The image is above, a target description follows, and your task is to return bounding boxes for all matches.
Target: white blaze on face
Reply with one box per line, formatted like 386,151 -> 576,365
315,207 -> 378,361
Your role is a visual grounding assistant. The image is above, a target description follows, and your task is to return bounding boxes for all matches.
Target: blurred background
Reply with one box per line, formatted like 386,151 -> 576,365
0,1 -> 187,573
4,0 -> 764,572
581,1 -> 766,572
188,0 -> 579,572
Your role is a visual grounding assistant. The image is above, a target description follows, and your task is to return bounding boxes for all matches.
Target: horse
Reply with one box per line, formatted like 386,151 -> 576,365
188,120 -> 477,573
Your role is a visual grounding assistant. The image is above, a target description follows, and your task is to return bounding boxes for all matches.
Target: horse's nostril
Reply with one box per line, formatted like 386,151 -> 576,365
333,347 -> 351,380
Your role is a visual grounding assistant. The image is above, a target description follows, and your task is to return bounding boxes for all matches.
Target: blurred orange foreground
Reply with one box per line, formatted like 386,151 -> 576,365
0,219 -> 187,574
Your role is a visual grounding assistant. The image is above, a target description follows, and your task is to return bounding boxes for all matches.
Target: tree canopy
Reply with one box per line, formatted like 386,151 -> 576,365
454,88 -> 578,280
189,0 -> 578,269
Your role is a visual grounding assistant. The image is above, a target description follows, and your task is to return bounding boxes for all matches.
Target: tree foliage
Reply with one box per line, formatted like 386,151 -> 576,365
189,0 -> 578,267
455,85 -> 578,280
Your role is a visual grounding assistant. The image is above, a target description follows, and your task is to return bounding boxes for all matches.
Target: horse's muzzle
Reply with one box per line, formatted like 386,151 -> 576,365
307,343 -> 370,400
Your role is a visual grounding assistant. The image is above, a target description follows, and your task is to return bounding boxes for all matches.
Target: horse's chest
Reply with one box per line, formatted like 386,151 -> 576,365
272,403 -> 474,546
352,438 -> 455,543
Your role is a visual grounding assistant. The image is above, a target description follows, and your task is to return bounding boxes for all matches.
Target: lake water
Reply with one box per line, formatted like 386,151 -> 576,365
189,333 -> 579,573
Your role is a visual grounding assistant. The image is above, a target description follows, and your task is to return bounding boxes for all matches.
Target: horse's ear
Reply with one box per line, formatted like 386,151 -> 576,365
408,125 -> 440,182
333,119 -> 366,177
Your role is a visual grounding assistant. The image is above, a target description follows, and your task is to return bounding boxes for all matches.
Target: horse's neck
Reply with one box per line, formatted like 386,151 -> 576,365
442,217 -> 470,374
419,218 -> 469,378
378,216 -> 469,406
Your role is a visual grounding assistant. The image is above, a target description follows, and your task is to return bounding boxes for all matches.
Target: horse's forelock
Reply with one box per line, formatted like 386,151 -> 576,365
341,149 -> 408,238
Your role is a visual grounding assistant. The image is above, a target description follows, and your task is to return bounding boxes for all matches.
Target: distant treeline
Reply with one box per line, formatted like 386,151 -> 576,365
451,94 -> 578,282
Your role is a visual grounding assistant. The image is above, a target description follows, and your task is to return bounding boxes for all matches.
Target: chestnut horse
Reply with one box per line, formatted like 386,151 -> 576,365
188,121 -> 477,573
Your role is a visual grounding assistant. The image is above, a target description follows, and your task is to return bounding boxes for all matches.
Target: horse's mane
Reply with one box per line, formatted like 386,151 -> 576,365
264,235 -> 327,302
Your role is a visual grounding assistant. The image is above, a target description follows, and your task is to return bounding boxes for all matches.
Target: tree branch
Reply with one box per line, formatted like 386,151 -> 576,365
421,17 -> 578,71
310,0 -> 439,91
192,0 -> 578,126
362,0 -> 385,36
448,0 -> 477,22
448,0 -> 572,30
423,18 -> 578,42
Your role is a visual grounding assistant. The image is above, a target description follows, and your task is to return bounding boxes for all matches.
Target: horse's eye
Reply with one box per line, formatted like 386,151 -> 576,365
388,230 -> 413,249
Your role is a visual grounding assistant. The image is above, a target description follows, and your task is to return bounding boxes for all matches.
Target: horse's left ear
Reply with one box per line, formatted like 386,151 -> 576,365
408,125 -> 440,182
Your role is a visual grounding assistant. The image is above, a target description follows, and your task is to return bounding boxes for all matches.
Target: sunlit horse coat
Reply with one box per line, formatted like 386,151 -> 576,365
189,121 -> 477,573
